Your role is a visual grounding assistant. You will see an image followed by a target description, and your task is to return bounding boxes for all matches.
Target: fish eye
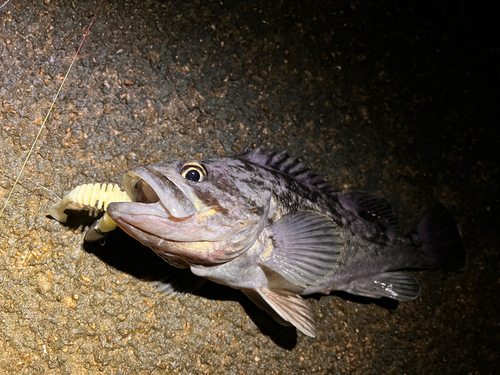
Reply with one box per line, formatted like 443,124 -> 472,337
180,162 -> 207,183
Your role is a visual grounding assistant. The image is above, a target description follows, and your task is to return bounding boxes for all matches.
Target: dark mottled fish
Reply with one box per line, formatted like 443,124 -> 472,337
102,148 -> 466,337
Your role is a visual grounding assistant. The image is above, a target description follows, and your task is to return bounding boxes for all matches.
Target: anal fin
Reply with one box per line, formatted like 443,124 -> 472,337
342,272 -> 421,301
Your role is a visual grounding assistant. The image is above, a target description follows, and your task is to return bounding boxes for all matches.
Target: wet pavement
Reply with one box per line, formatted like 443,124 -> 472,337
0,0 -> 498,374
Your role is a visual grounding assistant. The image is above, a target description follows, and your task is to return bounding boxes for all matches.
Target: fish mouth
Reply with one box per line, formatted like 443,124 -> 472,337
123,165 -> 197,219
107,165 -> 241,265
107,164 -> 261,265
107,165 -> 200,246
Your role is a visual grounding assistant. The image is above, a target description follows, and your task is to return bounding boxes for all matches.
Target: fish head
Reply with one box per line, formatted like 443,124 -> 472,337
107,158 -> 272,266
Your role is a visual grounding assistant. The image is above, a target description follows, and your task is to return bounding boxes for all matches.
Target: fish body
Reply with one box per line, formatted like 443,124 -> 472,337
106,148 -> 466,337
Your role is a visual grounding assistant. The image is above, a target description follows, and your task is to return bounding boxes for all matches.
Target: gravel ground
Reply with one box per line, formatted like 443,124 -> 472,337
0,0 -> 498,374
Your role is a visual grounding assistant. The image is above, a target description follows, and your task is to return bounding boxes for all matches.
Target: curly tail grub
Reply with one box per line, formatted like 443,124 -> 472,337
49,183 -> 131,236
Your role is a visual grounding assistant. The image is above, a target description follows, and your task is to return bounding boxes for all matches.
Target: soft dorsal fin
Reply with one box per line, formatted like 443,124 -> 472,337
242,288 -> 317,337
340,193 -> 400,233
260,211 -> 343,287
236,147 -> 338,195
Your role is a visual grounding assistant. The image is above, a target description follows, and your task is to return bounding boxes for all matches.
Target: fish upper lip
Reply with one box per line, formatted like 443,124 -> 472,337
120,166 -> 197,219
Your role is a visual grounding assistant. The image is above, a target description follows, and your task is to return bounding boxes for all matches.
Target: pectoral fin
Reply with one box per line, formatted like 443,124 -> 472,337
260,211 -> 343,287
342,272 -> 421,301
242,288 -> 317,338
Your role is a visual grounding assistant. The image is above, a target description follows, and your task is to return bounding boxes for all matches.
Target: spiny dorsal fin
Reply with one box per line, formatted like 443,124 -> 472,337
236,147 -> 338,195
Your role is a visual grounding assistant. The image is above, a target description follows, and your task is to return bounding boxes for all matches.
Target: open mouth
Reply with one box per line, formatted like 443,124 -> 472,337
104,165 -> 228,265
119,172 -> 174,220
105,164 -> 259,265
121,166 -> 197,219
106,165 -> 199,243
133,178 -> 161,204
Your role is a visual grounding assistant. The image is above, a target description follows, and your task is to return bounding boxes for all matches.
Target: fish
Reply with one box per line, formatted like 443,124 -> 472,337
101,147 -> 466,337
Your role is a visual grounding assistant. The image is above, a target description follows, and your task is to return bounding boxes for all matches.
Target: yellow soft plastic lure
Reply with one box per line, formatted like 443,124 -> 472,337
49,183 -> 131,241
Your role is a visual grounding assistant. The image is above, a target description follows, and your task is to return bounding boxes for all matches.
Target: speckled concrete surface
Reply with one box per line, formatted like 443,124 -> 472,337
0,1 -> 497,374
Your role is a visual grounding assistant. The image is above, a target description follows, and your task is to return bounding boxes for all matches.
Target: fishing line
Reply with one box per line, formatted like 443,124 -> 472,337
0,0 -> 104,218
0,0 -> 12,11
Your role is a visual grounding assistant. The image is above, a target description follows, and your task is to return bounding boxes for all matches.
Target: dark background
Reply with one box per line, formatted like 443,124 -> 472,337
1,0 -> 498,373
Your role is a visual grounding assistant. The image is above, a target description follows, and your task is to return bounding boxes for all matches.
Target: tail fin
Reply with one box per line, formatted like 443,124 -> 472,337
410,203 -> 466,271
